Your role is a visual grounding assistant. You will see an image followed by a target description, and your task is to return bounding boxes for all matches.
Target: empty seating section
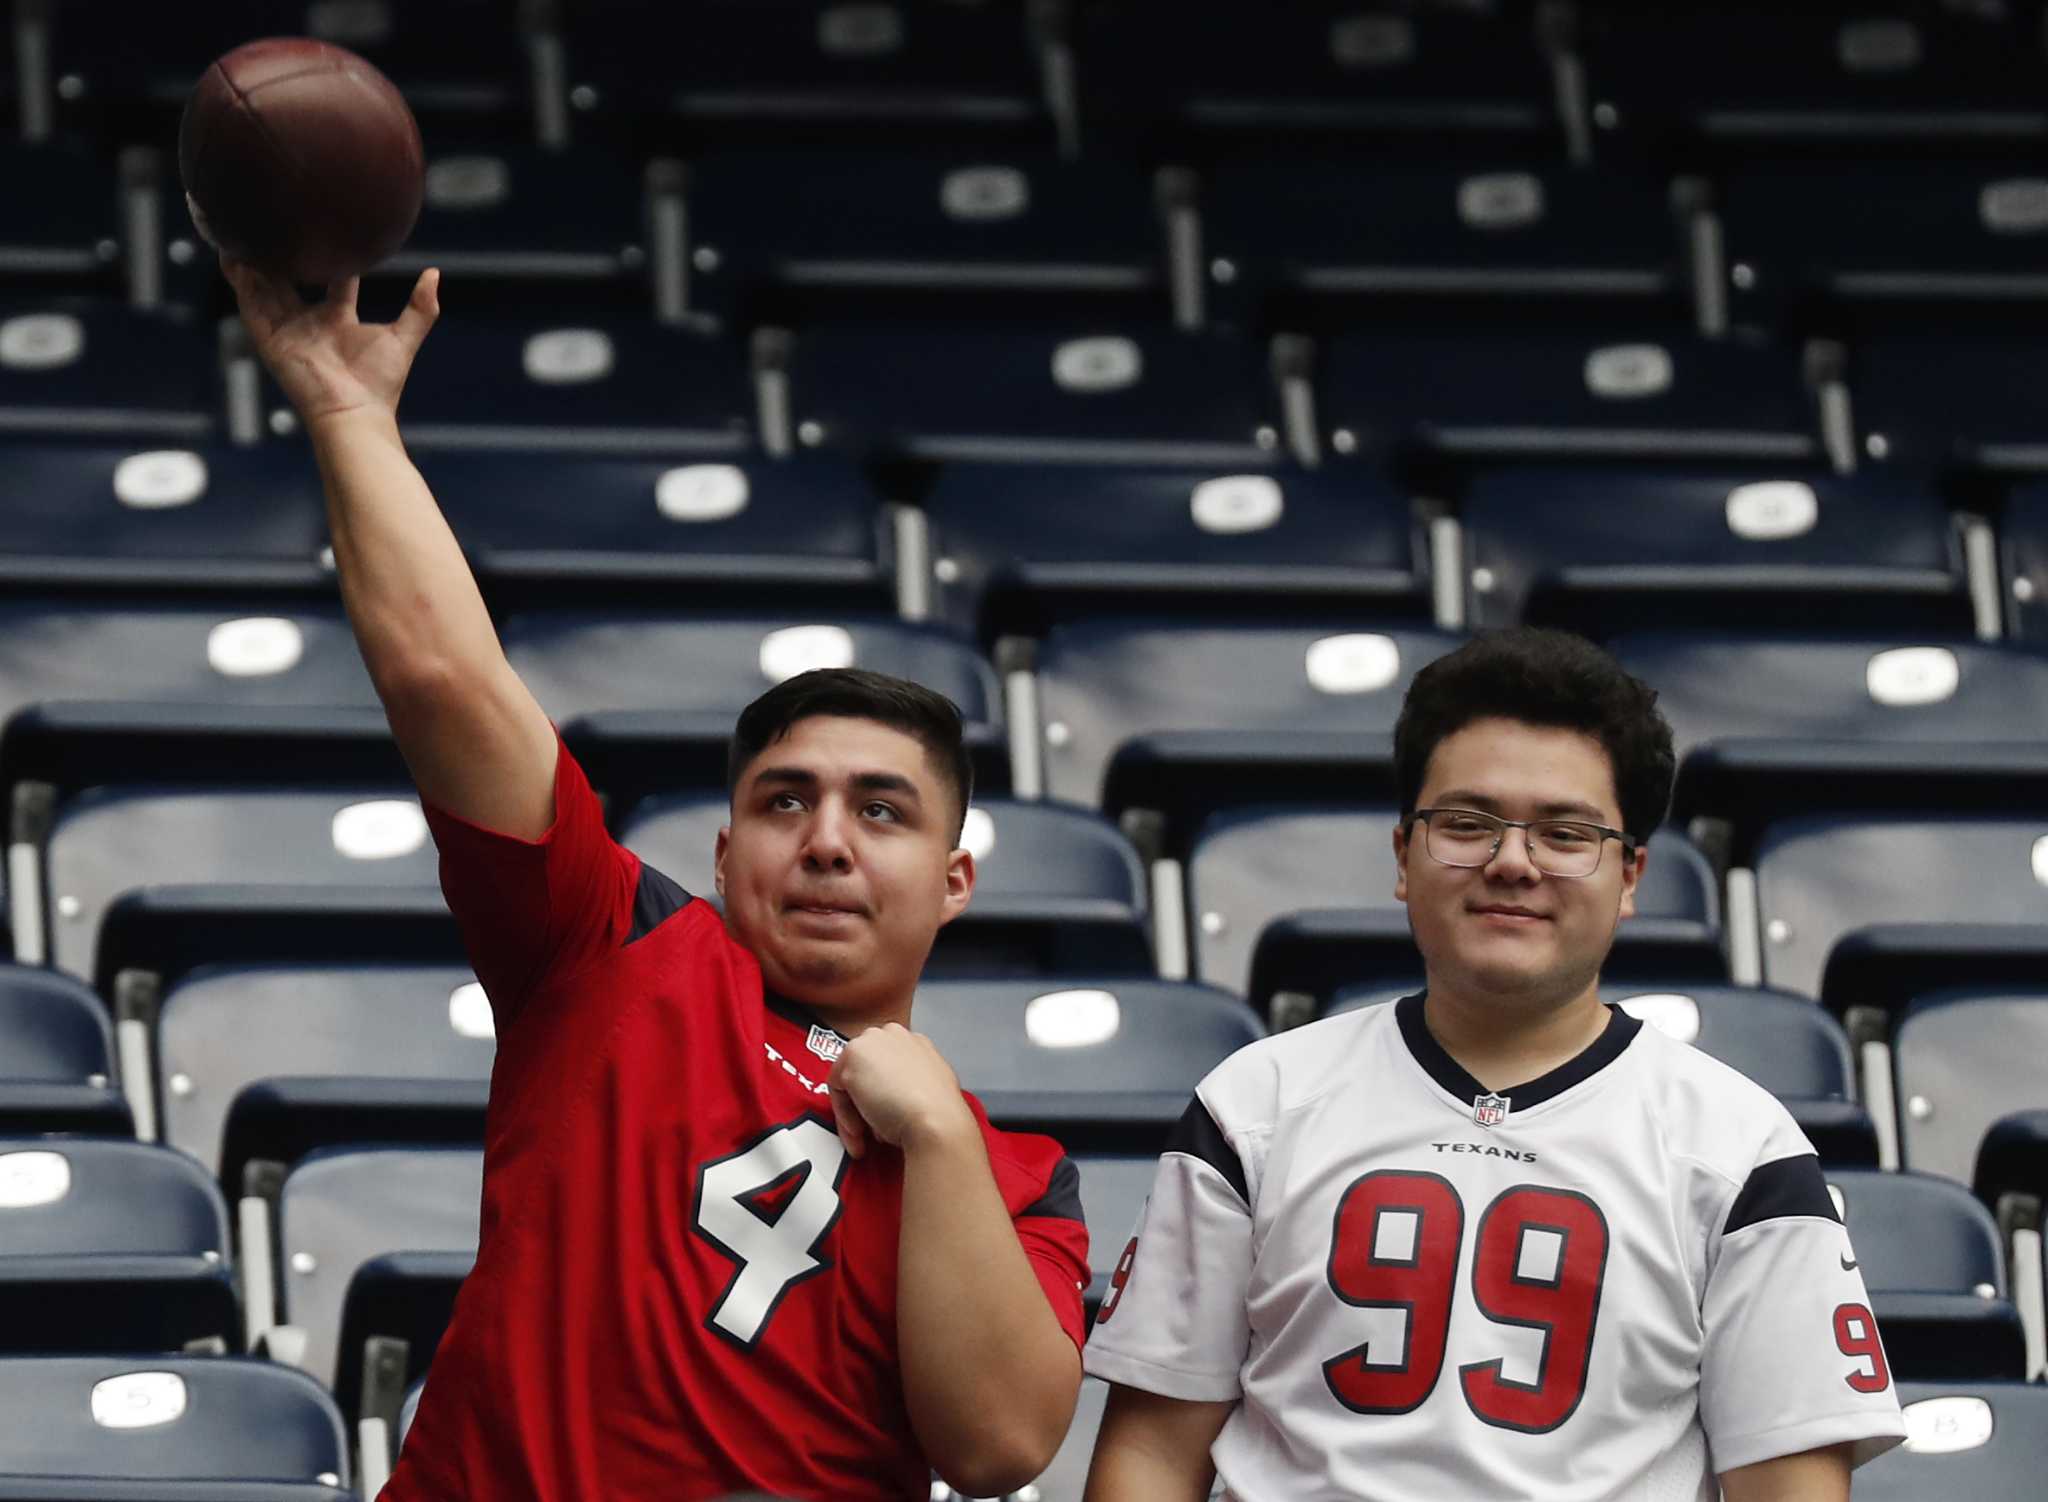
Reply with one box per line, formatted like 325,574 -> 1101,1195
7,2 -> 2048,1494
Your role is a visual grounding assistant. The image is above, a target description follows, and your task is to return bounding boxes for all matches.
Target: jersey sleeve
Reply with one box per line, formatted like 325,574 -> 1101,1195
1697,1149 -> 1907,1474
1012,1155 -> 1092,1353
419,734 -> 650,1026
1082,1095 -> 1254,1403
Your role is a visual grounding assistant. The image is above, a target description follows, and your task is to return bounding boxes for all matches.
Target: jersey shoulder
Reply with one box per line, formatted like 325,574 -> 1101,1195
1630,1023 -> 1817,1184
1198,1003 -> 1388,1135
966,1093 -> 1074,1208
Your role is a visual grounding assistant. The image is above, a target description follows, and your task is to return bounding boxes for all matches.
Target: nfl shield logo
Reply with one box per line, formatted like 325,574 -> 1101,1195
1473,1092 -> 1510,1128
806,1024 -> 846,1064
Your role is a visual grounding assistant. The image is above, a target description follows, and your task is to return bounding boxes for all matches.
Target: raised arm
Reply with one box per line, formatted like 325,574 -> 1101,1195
224,261 -> 558,837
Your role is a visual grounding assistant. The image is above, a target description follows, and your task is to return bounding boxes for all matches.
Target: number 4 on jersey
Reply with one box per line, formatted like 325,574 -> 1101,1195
693,1117 -> 849,1348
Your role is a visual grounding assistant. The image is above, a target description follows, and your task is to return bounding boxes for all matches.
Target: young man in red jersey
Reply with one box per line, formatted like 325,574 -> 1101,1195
221,259 -> 1088,1502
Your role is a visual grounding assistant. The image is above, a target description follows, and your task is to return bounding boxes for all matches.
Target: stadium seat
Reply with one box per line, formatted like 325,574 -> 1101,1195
1829,1169 -> 2026,1380
1186,808 -> 1723,1013
1718,156 -> 2048,331
1895,990 -> 2048,1187
1975,1110 -> 2048,1212
39,784 -> 452,991
156,964 -> 494,1191
1852,334 -> 2048,474
1033,622 -> 1459,820
1580,5 -> 2048,153
0,1354 -> 350,1500
620,796 -> 1154,978
0,142 -> 123,292
911,979 -> 1263,1152
0,1138 -> 238,1354
1858,1381 -> 2048,1502
567,0 -> 1049,146
0,442 -> 332,595
1465,468 -> 1973,638
1075,0 -> 1558,145
921,463 -> 1426,640
2000,479 -> 2048,641
270,1148 -> 480,1415
1204,153 -> 1683,328
783,323 -> 1281,466
678,149 -> 1167,325
421,452 -> 889,613
1316,325 -> 1826,467
1748,815 -> 2048,1016
1607,637 -> 2048,835
0,299 -> 213,441
503,612 -> 1005,806
0,601 -> 386,797
0,965 -> 129,1135
387,314 -> 752,455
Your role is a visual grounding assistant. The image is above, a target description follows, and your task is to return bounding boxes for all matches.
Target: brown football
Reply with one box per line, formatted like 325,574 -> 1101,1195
179,37 -> 425,284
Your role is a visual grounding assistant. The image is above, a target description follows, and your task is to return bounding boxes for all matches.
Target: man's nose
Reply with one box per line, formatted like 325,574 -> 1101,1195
1484,824 -> 1543,882
802,801 -> 855,869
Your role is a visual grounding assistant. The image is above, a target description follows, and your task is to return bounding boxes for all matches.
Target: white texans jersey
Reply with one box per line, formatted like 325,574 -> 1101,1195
1084,994 -> 1905,1502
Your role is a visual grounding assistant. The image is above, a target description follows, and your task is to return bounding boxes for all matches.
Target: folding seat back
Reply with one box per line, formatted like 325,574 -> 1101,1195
0,300 -> 213,442
1895,990 -> 2048,1186
2001,480 -> 2048,643
0,1354 -> 350,1499
0,965 -> 127,1134
925,465 -> 1424,638
0,1139 -> 237,1354
1858,1382 -> 2048,1501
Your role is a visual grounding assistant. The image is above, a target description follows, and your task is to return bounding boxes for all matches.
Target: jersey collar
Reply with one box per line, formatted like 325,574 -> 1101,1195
1395,990 -> 1641,1113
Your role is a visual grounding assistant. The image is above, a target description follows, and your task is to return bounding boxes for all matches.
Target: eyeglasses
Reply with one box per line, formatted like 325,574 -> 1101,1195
1413,807 -> 1637,879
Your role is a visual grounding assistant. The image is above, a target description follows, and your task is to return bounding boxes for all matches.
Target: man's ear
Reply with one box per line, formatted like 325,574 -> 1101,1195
1392,819 -> 1410,903
713,825 -> 730,900
939,846 -> 976,927
1617,841 -> 1646,921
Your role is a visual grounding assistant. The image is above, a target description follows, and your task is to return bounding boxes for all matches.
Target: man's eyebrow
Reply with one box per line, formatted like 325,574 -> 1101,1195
749,766 -> 924,803
1433,790 -> 1613,822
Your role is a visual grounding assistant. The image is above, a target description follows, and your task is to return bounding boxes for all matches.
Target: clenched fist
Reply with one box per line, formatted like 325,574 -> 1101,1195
827,1023 -> 976,1159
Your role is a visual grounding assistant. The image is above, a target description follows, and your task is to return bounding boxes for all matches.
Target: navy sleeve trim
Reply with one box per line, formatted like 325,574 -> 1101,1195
1165,1096 -> 1249,1207
1724,1153 -> 1841,1235
1018,1155 -> 1084,1225
627,863 -> 692,946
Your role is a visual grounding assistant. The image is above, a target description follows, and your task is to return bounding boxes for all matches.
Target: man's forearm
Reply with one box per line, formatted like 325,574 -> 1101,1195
896,1122 -> 1080,1497
309,408 -> 505,699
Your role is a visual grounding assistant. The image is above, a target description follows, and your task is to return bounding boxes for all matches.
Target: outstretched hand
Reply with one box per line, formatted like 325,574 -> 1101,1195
221,257 -> 441,429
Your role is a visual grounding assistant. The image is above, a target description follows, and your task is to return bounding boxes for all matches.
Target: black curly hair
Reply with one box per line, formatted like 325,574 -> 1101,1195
1392,628 -> 1676,846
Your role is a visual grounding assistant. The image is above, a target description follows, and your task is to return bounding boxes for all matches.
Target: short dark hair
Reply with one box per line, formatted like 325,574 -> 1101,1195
1392,628 -> 1676,845
727,667 -> 974,843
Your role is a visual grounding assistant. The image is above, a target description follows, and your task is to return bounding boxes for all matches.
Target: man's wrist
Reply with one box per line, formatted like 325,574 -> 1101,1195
898,1097 -> 980,1157
306,403 -> 402,449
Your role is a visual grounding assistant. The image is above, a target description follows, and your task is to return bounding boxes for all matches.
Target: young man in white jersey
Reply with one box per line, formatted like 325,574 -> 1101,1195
1081,628 -> 1905,1502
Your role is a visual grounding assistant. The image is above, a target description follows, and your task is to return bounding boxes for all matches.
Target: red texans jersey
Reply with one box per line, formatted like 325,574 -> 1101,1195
381,740 -> 1090,1502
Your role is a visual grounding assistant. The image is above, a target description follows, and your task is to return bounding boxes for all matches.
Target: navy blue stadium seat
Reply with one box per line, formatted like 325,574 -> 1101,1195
0,966 -> 128,1135
1972,1110 -> 2048,1214
157,964 -> 494,1191
0,1354 -> 350,1501
910,979 -> 1263,1152
2001,480 -> 2048,641
388,315 -> 751,455
0,601 -> 386,796
503,612 -> 1004,806
679,149 -> 1165,325
1318,326 -> 1824,467
1859,1382 -> 2048,1502
1829,1168 -> 2025,1380
620,796 -> 1153,978
1465,469 -> 1972,637
0,1139 -> 237,1355
1076,0 -> 1557,146
1852,335 -> 2048,474
0,143 -> 122,292
568,0 -> 1047,146
369,143 -> 649,306
1186,808 -> 1723,1013
0,300 -> 212,442
41,784 -> 451,990
275,1148 -> 480,1414
785,323 -> 1280,466
1204,154 -> 1682,327
1895,990 -> 2048,1188
1581,5 -> 2048,153
1750,815 -> 2048,1017
0,443 -> 331,595
1719,158 -> 2048,331
922,463 -> 1426,639
421,452 -> 888,613
1607,637 -> 2048,836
